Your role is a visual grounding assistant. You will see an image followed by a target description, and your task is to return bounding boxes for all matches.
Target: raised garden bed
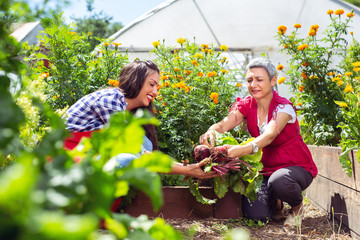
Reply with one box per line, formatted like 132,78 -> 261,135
306,145 -> 359,239
123,186 -> 242,219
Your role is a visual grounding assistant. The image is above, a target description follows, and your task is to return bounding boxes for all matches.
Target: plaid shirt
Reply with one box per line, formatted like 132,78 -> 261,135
65,88 -> 127,132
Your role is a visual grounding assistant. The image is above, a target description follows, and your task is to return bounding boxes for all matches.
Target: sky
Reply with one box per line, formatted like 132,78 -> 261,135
61,0 -> 167,26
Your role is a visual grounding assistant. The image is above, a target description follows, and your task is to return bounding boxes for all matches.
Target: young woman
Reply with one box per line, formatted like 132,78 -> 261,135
199,57 -> 317,227
64,60 -> 217,179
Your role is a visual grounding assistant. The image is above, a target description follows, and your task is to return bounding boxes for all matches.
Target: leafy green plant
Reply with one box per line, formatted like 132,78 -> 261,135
29,13 -> 129,110
187,133 -> 263,205
275,9 -> 357,146
152,38 -> 244,161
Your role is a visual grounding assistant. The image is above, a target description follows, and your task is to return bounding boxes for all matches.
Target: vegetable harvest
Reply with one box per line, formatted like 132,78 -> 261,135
187,132 -> 263,205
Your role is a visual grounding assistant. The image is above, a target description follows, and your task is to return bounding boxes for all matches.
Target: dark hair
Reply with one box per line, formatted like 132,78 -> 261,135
118,60 -> 160,150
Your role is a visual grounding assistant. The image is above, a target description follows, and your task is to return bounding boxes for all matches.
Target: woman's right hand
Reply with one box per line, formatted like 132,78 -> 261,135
199,129 -> 215,147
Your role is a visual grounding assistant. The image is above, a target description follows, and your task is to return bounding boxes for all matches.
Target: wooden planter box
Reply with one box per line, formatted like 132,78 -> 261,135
122,186 -> 242,219
306,146 -> 360,239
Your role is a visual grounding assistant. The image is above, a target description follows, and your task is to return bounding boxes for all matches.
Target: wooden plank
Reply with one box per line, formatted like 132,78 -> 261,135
353,149 -> 359,191
308,145 -> 356,189
306,175 -> 360,239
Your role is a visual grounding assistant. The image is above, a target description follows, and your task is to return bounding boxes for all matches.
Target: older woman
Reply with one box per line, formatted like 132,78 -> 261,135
199,57 -> 317,227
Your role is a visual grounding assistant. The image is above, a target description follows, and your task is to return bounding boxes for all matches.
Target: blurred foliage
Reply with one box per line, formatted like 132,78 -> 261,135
344,0 -> 360,7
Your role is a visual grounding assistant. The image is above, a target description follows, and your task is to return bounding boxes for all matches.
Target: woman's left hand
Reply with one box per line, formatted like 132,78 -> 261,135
223,144 -> 247,158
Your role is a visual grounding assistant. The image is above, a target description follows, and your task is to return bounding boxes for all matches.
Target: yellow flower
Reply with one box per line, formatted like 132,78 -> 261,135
335,101 -> 348,107
152,41 -> 160,47
278,25 -> 287,34
174,56 -> 181,61
297,44 -> 308,51
332,77 -> 340,82
352,61 -> 360,67
112,42 -> 121,47
344,84 -> 354,93
297,102 -> 303,106
220,69 -> 229,74
197,72 -> 204,77
327,10 -> 334,15
191,59 -> 199,66
213,98 -> 219,104
68,32 -> 76,35
345,72 -> 352,76
294,23 -> 302,28
194,53 -> 203,59
298,85 -> 304,92
311,24 -> 319,31
277,64 -> 284,71
88,32 -> 92,35
236,83 -> 242,88
183,70 -> 192,75
210,92 -> 219,100
350,31 -> 354,35
353,67 -> 360,72
283,44 -> 288,48
160,75 -> 168,80
108,79 -> 119,86
309,75 -> 318,80
40,72 -> 49,78
335,9 -> 344,15
277,77 -> 286,84
201,44 -> 209,49
104,43 -> 110,46
220,44 -> 228,51
337,80 -> 343,86
207,71 -> 217,78
174,68 -> 180,72
309,29 -> 317,36
177,37 -> 186,45
347,12 -> 355,18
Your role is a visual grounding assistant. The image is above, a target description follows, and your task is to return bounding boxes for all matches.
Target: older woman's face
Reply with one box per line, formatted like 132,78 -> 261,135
246,67 -> 276,99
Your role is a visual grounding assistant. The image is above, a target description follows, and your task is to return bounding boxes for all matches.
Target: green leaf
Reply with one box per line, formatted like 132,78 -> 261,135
214,175 -> 229,198
339,148 -> 353,177
187,180 -> 217,205
131,151 -> 173,173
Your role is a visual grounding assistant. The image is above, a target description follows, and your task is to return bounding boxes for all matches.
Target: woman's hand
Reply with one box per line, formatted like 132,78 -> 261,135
223,144 -> 251,158
199,129 -> 216,147
186,161 -> 219,179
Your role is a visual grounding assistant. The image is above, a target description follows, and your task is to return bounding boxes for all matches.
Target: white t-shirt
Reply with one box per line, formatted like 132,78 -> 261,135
258,104 -> 296,135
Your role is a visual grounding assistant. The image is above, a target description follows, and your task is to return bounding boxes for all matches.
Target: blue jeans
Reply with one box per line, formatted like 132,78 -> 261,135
115,136 -> 153,168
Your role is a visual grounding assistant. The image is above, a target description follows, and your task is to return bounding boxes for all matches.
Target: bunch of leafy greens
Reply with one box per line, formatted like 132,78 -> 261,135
188,132 -> 263,205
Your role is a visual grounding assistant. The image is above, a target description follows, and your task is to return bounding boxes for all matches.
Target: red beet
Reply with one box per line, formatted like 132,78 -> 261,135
193,145 -> 211,162
210,146 -> 228,162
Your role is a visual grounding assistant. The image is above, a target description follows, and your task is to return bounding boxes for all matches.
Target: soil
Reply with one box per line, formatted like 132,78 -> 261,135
165,200 -> 354,240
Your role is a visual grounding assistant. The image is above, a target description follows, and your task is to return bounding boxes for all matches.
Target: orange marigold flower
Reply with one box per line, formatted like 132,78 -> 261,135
294,23 -> 302,28
283,44 -> 288,48
301,73 -> 308,79
350,31 -> 354,35
345,72 -> 352,76
344,84 -> 354,93
157,85 -> 162,90
207,71 -> 217,78
104,42 -> 110,46
201,44 -> 209,49
297,44 -> 308,51
327,10 -> 334,15
353,67 -> 360,72
177,37 -> 186,45
297,102 -> 303,106
112,42 -> 121,46
335,101 -> 348,107
220,44 -> 228,51
210,92 -> 219,100
335,9 -> 344,15
152,41 -> 160,47
220,69 -> 229,74
352,61 -> 360,67
347,12 -> 355,18
309,29 -> 317,36
174,68 -> 180,72
213,98 -> 219,104
194,53 -> 203,59
236,83 -> 242,88
191,59 -> 199,66
197,72 -> 204,77
88,32 -> 92,35
183,70 -> 192,75
332,77 -> 340,82
174,56 -> 181,61
337,80 -> 343,86
40,72 -> 49,78
298,85 -> 304,92
277,77 -> 286,84
277,64 -> 284,70
278,25 -> 287,34
160,75 -> 168,80
108,79 -> 119,86
302,62 -> 309,67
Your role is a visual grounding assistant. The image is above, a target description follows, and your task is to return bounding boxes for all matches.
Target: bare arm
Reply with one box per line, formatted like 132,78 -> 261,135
226,112 -> 292,158
169,161 -> 219,179
199,109 -> 245,147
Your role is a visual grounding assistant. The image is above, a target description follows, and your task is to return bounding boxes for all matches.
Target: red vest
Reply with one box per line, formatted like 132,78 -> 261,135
234,91 -> 318,178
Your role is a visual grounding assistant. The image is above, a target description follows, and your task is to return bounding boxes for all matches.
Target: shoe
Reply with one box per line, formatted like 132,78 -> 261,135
284,211 -> 303,227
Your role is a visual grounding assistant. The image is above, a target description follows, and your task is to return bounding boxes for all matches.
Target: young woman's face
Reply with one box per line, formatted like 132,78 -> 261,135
246,67 -> 276,99
136,71 -> 160,107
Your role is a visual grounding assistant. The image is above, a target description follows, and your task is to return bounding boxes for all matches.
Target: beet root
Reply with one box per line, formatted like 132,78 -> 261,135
193,145 -> 211,162
210,146 -> 228,162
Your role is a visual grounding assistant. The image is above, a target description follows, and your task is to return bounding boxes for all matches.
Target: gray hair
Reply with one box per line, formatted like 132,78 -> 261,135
246,57 -> 277,79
